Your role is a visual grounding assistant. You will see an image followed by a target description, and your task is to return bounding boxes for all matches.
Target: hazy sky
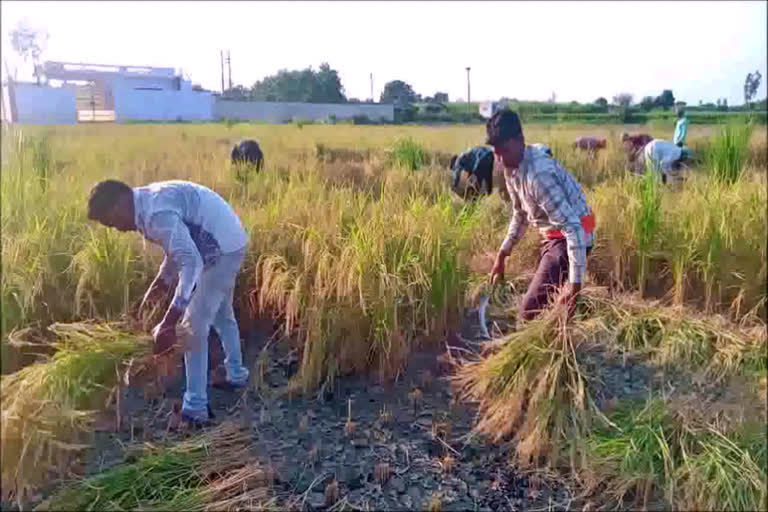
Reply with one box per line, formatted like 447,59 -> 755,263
2,1 -> 766,105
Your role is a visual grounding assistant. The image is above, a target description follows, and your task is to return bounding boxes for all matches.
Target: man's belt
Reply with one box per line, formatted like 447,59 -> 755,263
545,214 -> 596,240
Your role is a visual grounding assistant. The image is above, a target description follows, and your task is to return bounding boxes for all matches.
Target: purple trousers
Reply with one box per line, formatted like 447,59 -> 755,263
518,238 -> 592,322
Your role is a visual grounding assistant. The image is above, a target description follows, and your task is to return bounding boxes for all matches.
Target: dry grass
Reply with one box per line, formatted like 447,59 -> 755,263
324,479 -> 340,506
454,288 -> 766,509
1,322 -> 152,507
428,493 -> 442,512
374,462 -> 392,485
453,301 -> 599,469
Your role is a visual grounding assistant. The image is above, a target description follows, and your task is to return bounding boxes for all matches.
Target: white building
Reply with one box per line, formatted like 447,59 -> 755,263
4,60 -> 394,125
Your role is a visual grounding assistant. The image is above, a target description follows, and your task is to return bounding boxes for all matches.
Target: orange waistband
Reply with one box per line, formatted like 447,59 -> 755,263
545,214 -> 596,240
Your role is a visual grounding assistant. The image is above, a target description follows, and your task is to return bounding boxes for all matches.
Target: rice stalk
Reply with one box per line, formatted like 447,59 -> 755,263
1,322 -> 151,506
453,302 -> 600,469
39,422 -> 273,511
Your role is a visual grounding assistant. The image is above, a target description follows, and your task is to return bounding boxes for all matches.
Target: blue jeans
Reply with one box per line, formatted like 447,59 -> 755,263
179,248 -> 249,420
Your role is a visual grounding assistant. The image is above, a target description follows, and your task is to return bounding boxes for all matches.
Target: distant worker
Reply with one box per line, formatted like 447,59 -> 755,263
86,179 -> 250,427
621,132 -> 655,166
573,136 -> 607,152
231,139 -> 264,171
486,110 -> 595,322
621,132 -> 654,155
632,139 -> 693,183
673,108 -> 689,147
449,146 -> 495,197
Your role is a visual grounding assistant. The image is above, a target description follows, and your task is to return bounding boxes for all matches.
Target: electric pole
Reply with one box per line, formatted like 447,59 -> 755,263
466,67 -> 471,115
370,73 -> 374,103
227,51 -> 232,90
220,50 -> 225,94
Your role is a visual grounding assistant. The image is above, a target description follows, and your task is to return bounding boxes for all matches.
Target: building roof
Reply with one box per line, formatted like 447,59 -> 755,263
42,61 -> 177,81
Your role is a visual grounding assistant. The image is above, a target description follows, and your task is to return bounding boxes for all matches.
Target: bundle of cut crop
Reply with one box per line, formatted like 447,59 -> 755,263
1,321 -> 163,507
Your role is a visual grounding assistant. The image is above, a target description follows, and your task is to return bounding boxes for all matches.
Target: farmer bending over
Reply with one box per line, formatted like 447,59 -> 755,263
633,139 -> 693,183
621,132 -> 654,156
573,136 -> 607,152
87,179 -> 250,426
449,146 -> 495,197
487,110 -> 595,322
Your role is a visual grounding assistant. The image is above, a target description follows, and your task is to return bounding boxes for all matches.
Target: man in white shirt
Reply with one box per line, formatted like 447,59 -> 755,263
632,139 -> 693,182
87,179 -> 250,426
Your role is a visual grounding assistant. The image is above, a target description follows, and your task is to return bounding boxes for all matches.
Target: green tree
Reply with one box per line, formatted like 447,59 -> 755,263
654,89 -> 675,110
380,80 -> 418,105
250,63 -> 346,103
640,96 -> 655,112
612,93 -> 633,108
613,93 -> 634,122
313,63 -> 345,103
223,85 -> 251,100
744,70 -> 762,108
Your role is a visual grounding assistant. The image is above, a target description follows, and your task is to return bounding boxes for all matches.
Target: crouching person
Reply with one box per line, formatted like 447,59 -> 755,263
87,179 -> 250,427
231,139 -> 264,171
486,111 -> 595,323
633,139 -> 693,183
449,146 -> 495,197
573,136 -> 607,152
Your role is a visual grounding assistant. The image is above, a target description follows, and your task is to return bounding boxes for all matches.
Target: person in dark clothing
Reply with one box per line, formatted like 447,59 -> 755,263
231,139 -> 264,171
449,146 -> 495,198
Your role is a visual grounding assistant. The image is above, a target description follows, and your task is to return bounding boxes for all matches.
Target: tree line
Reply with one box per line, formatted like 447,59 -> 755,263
7,21 -> 765,113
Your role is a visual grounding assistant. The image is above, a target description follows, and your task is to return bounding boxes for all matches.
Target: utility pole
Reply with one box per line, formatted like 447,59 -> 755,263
227,50 -> 232,90
465,66 -> 471,115
4,60 -> 18,124
370,73 -> 374,103
220,50 -> 225,94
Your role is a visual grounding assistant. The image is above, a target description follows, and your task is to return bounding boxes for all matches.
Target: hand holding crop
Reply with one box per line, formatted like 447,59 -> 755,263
137,278 -> 171,321
152,305 -> 183,356
557,282 -> 582,320
489,249 -> 510,287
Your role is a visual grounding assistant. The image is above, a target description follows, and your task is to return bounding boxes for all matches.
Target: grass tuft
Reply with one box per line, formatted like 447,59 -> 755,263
707,121 -> 753,185
39,422 -> 273,511
391,136 -> 428,171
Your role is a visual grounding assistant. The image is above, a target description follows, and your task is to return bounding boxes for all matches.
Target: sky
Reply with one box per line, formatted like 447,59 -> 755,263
1,1 -> 766,106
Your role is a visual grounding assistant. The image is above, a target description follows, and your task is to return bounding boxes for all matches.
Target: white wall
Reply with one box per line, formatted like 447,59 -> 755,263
9,80 -> 394,125
213,100 -> 394,123
13,83 -> 77,124
113,83 -> 213,122
118,75 -> 176,90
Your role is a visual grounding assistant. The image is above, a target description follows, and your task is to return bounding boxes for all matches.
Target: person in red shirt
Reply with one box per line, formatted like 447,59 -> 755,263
573,136 -> 607,151
621,132 -> 653,156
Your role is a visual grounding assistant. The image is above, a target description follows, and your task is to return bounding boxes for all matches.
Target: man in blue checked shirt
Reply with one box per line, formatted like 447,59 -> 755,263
87,179 -> 250,427
486,110 -> 595,323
